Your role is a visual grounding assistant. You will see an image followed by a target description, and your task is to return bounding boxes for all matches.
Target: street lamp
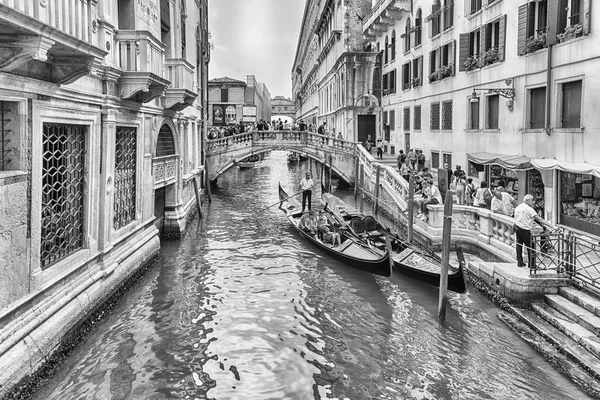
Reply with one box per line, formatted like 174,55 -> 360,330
469,79 -> 516,111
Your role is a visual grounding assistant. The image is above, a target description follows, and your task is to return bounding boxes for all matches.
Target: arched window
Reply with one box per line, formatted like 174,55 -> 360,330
415,9 -> 422,46
156,125 -> 176,156
384,36 -> 389,63
391,30 -> 396,60
405,19 -> 412,52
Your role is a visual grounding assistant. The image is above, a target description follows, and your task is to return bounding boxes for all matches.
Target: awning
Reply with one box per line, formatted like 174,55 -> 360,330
531,159 -> 600,179
467,152 -> 533,171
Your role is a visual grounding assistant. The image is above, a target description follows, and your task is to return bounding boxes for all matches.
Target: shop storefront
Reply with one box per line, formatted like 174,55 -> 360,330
532,160 -> 600,236
467,153 -> 545,212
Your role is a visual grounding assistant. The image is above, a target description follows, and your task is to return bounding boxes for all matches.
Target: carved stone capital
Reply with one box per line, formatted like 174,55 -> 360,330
0,35 -> 55,72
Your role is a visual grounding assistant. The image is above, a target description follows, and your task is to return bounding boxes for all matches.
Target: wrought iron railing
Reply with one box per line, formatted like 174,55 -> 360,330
113,126 -> 137,230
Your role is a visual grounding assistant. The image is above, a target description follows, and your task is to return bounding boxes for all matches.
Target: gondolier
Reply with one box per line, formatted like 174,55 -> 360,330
300,172 -> 314,212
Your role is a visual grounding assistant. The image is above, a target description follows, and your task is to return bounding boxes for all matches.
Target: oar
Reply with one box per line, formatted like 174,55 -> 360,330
259,190 -> 304,212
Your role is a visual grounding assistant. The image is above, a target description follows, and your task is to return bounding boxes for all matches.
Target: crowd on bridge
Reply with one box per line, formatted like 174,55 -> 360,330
208,118 -> 346,140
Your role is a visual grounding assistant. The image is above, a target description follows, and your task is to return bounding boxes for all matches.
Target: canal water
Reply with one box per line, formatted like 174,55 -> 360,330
32,152 -> 592,400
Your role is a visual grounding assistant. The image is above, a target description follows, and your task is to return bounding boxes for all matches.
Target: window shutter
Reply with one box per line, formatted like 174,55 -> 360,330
429,50 -> 435,73
517,5 -> 528,55
436,47 -> 442,70
583,0 -> 592,35
419,56 -> 423,80
547,0 -> 568,44
430,4 -> 439,37
479,25 -> 486,56
459,33 -> 469,71
450,39 -> 456,74
498,15 -> 507,61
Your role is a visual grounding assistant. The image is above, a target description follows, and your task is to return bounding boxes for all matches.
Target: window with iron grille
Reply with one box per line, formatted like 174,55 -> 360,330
403,107 -> 410,131
442,100 -> 453,130
431,102 -> 440,130
0,101 -> 15,171
114,127 -> 137,230
414,105 -> 422,130
431,151 -> 440,168
41,124 -> 86,269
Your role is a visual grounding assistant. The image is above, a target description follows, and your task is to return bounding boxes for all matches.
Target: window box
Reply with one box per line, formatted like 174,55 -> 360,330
481,47 -> 499,66
557,23 -> 583,43
411,77 -> 422,88
428,64 -> 453,82
524,29 -> 547,55
463,55 -> 480,71
403,83 -> 411,91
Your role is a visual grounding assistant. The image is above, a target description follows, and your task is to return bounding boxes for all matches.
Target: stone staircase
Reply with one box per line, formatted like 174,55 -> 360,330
511,286 -> 600,381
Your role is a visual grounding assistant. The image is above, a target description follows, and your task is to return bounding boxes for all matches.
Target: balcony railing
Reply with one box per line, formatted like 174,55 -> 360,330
117,31 -> 165,76
165,58 -> 194,89
153,155 -> 178,188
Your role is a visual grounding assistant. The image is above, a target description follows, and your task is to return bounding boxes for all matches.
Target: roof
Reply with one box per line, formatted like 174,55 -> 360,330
209,76 -> 246,85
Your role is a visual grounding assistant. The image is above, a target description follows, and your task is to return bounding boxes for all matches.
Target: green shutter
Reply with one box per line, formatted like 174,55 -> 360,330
583,0 -> 592,34
498,15 -> 507,61
547,0 -> 569,44
517,5 -> 528,55
459,33 -> 469,71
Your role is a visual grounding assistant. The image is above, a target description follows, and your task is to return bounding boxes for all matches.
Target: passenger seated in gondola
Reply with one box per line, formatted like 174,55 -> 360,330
317,211 -> 342,247
299,211 -> 317,237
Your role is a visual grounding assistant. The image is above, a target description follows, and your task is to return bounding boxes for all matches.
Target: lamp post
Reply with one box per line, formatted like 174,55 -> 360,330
469,79 -> 516,111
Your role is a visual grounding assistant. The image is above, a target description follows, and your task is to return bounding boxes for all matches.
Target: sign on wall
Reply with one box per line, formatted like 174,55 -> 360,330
213,105 -> 224,124
243,106 -> 257,122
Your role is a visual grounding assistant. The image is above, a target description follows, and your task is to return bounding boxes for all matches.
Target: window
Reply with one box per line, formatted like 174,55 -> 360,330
430,41 -> 454,82
389,69 -> 396,94
403,107 -> 410,131
414,105 -> 422,130
431,2 -> 441,37
529,87 -> 546,129
468,98 -> 479,130
443,0 -> 454,30
402,62 -> 411,90
385,36 -> 389,63
391,30 -> 396,60
0,101 -> 17,171
561,80 -> 582,128
443,153 -> 453,169
415,9 -> 422,46
390,109 -> 396,131
486,94 -> 499,129
412,56 -> 423,87
481,16 -> 506,65
442,100 -> 453,130
459,30 -> 481,71
114,127 -> 137,230
156,126 -> 176,156
383,110 -> 388,128
431,102 -> 440,130
41,124 -> 86,269
405,20 -> 411,52
180,0 -> 186,56
468,0 -> 482,15
220,88 -> 228,102
431,151 -> 440,168
545,0 -> 589,44
382,73 -> 388,95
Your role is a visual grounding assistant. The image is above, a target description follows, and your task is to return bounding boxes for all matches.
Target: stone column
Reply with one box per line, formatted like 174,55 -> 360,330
97,107 -> 119,254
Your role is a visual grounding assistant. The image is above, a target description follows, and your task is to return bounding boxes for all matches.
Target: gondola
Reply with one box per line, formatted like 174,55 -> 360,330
321,193 -> 467,293
236,161 -> 255,169
287,153 -> 299,163
278,184 -> 392,277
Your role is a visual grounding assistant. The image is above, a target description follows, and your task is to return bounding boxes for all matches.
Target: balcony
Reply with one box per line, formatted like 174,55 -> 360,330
153,155 -> 178,188
0,0 -> 107,84
164,58 -> 197,111
116,30 -> 170,103
363,0 -> 411,38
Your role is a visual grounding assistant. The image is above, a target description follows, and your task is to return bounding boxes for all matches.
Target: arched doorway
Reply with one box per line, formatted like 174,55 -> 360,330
154,124 -> 177,235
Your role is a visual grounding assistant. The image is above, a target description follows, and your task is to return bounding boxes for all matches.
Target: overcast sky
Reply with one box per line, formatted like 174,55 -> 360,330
208,0 -> 306,99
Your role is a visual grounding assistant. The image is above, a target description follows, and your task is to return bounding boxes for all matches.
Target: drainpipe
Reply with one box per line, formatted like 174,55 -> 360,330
545,44 -> 553,136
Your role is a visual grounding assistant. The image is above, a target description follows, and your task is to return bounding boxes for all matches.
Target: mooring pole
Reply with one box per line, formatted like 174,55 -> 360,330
354,158 -> 359,198
329,153 -> 333,193
438,190 -> 454,321
205,169 -> 212,203
192,175 -> 203,218
359,163 -> 364,214
407,173 -> 414,243
374,165 -> 381,218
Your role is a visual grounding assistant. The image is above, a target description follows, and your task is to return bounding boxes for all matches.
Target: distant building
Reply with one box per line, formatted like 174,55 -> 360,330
208,76 -> 271,126
271,96 -> 296,121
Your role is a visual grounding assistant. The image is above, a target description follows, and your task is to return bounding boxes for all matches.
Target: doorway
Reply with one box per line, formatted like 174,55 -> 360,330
357,115 -> 376,145
154,187 -> 165,235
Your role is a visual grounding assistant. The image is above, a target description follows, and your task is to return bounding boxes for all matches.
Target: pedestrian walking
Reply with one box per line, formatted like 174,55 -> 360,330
514,194 -> 554,268
376,138 -> 383,159
397,150 -> 406,170
364,135 -> 373,154
407,148 -> 417,169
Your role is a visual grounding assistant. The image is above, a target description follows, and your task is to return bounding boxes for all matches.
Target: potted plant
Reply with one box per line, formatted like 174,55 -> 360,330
411,77 -> 422,87
524,28 -> 547,54
481,47 -> 499,66
463,55 -> 480,71
557,23 -> 583,42
439,64 -> 453,79
429,71 -> 439,83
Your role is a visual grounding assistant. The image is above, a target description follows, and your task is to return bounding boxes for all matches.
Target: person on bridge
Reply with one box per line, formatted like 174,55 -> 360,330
364,135 -> 373,154
318,121 -> 327,135
300,172 -> 314,212
376,138 -> 383,158
514,194 -> 554,268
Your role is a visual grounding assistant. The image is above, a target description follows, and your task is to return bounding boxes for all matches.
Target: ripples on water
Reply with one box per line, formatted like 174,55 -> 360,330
32,152 -> 592,400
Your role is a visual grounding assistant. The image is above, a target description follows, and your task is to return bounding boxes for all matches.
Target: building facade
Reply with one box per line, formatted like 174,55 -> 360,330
271,96 -> 296,121
292,0 -> 380,141
0,0 -> 210,392
208,75 -> 271,126
364,0 -> 599,235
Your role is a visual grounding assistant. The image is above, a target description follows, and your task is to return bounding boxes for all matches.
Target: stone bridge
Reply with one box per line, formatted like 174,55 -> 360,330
205,131 -> 358,183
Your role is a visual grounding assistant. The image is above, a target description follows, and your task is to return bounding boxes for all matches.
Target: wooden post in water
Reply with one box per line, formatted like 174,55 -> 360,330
359,164 -> 364,214
205,169 -> 212,203
438,189 -> 454,321
192,175 -> 203,218
329,153 -> 333,193
354,158 -> 359,198
374,165 -> 381,217
407,174 -> 414,243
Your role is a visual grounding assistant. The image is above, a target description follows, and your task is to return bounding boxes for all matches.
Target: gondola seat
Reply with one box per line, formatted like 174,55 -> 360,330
362,216 -> 384,238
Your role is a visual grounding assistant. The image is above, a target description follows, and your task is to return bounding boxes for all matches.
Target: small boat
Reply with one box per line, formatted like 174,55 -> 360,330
298,153 -> 308,161
236,162 -> 255,169
287,153 -> 299,163
321,193 -> 467,293
278,184 -> 392,277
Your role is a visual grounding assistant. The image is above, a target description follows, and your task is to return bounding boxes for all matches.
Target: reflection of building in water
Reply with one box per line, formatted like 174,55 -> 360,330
0,0 -> 210,394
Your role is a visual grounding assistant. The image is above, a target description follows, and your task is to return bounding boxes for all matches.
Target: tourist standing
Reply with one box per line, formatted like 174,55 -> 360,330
416,150 -> 426,171
397,150 -> 406,170
376,138 -> 383,159
407,148 -> 417,169
364,135 -> 373,154
317,121 -> 327,135
514,194 -> 554,268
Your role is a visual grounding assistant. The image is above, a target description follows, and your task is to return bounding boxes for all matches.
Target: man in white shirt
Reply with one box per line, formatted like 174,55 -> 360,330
417,179 -> 442,221
513,194 -> 554,268
299,172 -> 314,212
491,189 -> 515,216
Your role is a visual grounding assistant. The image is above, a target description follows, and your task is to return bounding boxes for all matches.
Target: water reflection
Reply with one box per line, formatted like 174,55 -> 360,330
31,152 -> 592,400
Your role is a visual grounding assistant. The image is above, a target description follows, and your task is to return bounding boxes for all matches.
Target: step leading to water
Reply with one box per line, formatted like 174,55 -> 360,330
531,301 -> 600,360
559,286 -> 600,318
544,294 -> 600,337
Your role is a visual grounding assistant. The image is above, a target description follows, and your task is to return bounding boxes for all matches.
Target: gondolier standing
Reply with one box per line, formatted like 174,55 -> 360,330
300,172 -> 314,212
